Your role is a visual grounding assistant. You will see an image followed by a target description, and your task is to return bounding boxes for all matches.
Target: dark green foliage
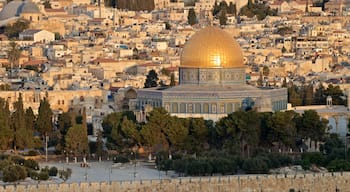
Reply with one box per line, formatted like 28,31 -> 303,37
4,19 -> 30,39
38,170 -> 49,180
54,32 -> 61,40
212,1 -> 220,16
3,165 -> 27,182
327,159 -> 350,172
325,84 -> 344,105
288,84 -> 303,106
43,0 -> 51,8
0,98 -> 12,150
7,41 -> 21,72
59,168 -> 72,181
106,0 -> 154,11
219,8 -> 228,25
49,167 -> 58,176
242,157 -> 269,174
228,2 -> 236,15
276,27 -> 293,36
36,98 -> 53,136
65,124 -> 89,156
170,73 -> 176,86
187,8 -> 197,25
165,22 -> 171,30
301,152 -> 326,169
102,111 -> 137,150
11,93 -> 31,150
144,69 -> 159,88
24,159 -> 39,170
113,155 -> 130,163
239,2 -> 277,20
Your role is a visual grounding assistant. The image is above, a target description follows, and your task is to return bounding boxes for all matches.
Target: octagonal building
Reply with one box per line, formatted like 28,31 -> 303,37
131,26 -> 288,121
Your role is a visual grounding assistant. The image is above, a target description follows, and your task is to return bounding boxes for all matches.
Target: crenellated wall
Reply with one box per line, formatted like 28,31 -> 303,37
1,172 -> 350,192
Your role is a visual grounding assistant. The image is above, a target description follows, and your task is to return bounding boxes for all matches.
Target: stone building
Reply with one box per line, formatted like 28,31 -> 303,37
131,26 -> 288,121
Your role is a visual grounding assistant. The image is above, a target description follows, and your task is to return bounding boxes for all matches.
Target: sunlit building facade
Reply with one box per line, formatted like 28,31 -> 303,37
131,26 -> 288,121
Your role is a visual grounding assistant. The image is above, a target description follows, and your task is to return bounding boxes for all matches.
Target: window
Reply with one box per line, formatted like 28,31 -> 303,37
180,103 -> 186,113
211,104 -> 217,113
188,104 -> 193,113
172,103 -> 178,113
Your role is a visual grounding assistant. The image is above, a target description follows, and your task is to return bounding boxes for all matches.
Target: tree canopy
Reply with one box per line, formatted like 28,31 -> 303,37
144,69 -> 159,88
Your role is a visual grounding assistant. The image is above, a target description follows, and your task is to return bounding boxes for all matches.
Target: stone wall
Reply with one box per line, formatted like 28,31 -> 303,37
1,172 -> 350,192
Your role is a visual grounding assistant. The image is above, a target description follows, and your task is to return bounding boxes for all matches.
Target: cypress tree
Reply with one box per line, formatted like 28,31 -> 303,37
188,8 -> 197,26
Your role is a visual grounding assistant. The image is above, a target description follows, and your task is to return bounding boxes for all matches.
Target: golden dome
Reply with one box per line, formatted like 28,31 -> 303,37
180,26 -> 244,68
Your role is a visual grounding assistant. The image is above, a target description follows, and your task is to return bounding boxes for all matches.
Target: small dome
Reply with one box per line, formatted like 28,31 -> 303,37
0,1 -> 24,20
180,26 -> 244,69
21,1 -> 40,13
0,0 -> 40,21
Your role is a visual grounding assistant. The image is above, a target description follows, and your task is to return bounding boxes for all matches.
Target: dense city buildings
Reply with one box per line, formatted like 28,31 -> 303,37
0,0 -> 349,135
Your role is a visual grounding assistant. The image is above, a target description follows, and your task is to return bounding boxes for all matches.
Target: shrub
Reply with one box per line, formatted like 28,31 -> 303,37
242,157 -> 269,174
24,159 -> 39,170
59,168 -> 72,181
38,171 -> 49,180
3,165 -> 27,182
49,167 -> 58,176
113,155 -> 129,163
29,170 -> 39,180
326,159 -> 350,172
0,160 -> 11,171
10,156 -> 24,166
301,152 -> 325,166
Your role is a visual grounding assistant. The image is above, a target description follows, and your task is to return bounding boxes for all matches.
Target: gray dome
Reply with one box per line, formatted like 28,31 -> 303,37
0,0 -> 40,21
21,1 -> 40,13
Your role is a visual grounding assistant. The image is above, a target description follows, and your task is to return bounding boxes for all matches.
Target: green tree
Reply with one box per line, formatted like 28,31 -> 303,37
313,84 -> 326,104
102,111 -> 136,149
56,111 -> 73,152
140,108 -> 171,151
43,0 -> 51,8
228,2 -> 237,15
11,93 -> 33,150
120,116 -> 140,147
212,1 -> 220,16
288,84 -> 302,106
0,98 -> 12,149
262,66 -> 270,77
216,111 -> 261,157
54,32 -> 62,40
144,69 -> 159,88
25,107 -> 35,135
4,19 -> 30,39
164,116 -> 188,150
185,118 -> 209,152
302,84 -> 314,105
187,8 -> 197,25
170,73 -> 176,86
300,110 -> 328,149
219,8 -> 228,25
81,107 -> 89,156
65,124 -> 89,157
36,98 -> 53,143
325,84 -> 344,105
7,41 -> 21,78
271,111 -> 298,150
